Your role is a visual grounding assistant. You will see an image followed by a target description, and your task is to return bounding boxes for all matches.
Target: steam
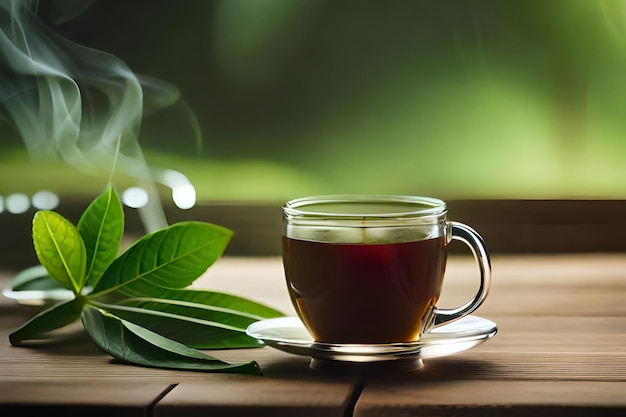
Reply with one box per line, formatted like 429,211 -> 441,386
0,0 -> 197,231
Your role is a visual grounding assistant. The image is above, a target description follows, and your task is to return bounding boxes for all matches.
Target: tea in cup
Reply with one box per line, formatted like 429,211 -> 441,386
281,195 -> 491,369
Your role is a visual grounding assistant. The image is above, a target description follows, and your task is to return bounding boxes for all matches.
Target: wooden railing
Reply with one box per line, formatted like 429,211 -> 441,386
2,199 -> 625,269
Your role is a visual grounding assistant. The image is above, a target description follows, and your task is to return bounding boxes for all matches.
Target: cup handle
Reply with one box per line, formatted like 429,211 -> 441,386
422,221 -> 492,332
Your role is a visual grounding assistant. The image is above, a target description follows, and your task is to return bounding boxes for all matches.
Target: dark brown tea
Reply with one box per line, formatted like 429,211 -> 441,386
282,236 -> 447,344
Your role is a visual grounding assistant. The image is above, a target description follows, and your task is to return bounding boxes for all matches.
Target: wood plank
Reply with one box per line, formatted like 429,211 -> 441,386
6,253 -> 626,324
196,254 -> 626,318
155,378 -> 357,417
193,256 -> 296,315
212,315 -> 626,371
476,316 -> 626,353
0,381 -> 174,417
414,350 -> 626,382
439,254 -> 626,317
355,380 -> 626,417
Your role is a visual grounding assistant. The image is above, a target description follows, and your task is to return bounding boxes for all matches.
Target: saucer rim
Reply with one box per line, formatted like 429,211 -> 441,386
246,314 -> 497,360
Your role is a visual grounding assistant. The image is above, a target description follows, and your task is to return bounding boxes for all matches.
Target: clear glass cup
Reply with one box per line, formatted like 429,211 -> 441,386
281,195 -> 491,370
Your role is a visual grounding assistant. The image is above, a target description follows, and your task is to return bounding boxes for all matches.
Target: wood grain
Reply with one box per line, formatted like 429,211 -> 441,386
355,381 -> 626,417
154,379 -> 357,417
0,381 -> 174,417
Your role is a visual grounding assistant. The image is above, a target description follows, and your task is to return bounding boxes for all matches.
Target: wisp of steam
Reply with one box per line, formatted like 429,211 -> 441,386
0,0 -> 198,230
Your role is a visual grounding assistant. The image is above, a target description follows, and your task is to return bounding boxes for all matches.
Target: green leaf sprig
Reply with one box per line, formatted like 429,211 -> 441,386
9,183 -> 284,375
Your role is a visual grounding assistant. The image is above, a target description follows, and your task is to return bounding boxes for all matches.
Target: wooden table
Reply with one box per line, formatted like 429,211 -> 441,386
2,254 -> 626,416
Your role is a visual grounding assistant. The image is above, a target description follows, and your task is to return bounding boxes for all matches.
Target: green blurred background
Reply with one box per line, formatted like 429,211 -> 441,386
3,0 -> 626,204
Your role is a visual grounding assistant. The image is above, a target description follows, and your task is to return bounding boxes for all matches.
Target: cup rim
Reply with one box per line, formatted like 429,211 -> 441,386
283,194 -> 447,218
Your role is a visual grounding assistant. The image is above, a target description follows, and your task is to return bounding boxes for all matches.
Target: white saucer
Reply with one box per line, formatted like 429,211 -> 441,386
2,287 -> 74,306
246,315 -> 497,366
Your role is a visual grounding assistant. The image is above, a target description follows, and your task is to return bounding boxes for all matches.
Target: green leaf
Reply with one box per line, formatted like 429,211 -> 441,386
77,183 -> 124,288
118,284 -> 285,320
81,306 -> 261,374
15,185 -> 277,374
9,297 -> 86,345
32,211 -> 87,294
92,299 -> 264,349
92,222 -> 232,294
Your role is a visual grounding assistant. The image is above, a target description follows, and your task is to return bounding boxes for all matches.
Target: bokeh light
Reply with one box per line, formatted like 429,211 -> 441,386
6,193 -> 30,214
31,190 -> 59,210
